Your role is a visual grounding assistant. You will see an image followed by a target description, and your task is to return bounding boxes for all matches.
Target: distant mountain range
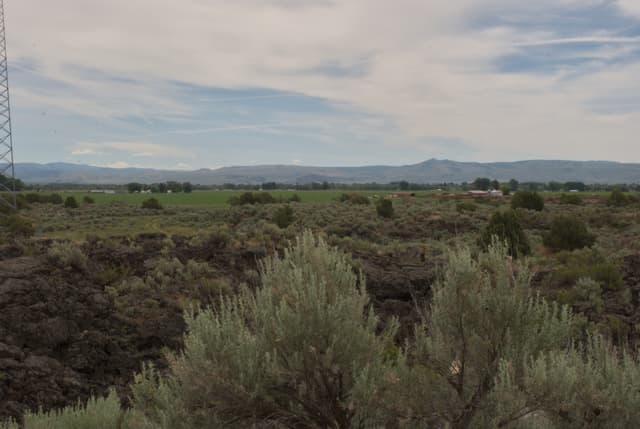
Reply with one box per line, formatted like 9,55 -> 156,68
13,159 -> 640,185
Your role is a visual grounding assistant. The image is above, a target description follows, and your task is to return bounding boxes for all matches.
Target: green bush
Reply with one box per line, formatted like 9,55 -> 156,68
228,192 -> 276,206
49,193 -> 64,205
559,193 -> 584,205
479,209 -> 531,257
64,196 -> 79,208
288,193 -> 301,203
607,189 -> 630,207
83,196 -> 95,204
338,193 -> 370,205
551,249 -> 623,292
543,216 -> 596,252
456,201 -> 478,213
141,198 -> 163,210
511,190 -> 544,211
130,231 -> 396,428
375,198 -> 394,218
272,204 -> 295,228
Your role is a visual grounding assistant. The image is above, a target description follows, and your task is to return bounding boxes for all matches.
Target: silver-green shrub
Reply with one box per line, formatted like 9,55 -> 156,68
386,241 -> 575,428
130,231 -> 397,428
17,389 -> 126,429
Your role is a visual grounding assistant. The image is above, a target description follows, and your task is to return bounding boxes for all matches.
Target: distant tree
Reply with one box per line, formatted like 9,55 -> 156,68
398,180 -> 410,191
167,181 -> 183,193
565,181 -> 586,192
64,196 -> 79,209
127,182 -> 143,193
511,190 -> 544,211
322,181 -> 330,190
261,182 -> 277,190
548,181 -> 563,191
508,178 -> 519,191
473,177 -> 492,191
157,183 -> 168,194
182,182 -> 193,193
490,179 -> 500,190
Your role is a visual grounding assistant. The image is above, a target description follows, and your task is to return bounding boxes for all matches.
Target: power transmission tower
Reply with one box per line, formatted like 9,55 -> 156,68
0,0 -> 15,209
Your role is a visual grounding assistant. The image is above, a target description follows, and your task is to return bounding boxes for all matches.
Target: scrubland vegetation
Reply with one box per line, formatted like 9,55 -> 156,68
1,187 -> 640,428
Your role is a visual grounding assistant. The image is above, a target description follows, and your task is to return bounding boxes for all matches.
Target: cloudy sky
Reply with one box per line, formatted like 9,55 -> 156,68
8,0 -> 640,169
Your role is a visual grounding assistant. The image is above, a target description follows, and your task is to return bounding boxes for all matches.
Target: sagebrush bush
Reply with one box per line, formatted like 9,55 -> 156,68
47,241 -> 88,271
0,214 -> 34,239
511,190 -> 544,211
544,215 -> 596,251
130,231 -> 397,428
83,196 -> 95,204
4,389 -> 127,429
385,241 -> 575,427
479,210 -> 531,257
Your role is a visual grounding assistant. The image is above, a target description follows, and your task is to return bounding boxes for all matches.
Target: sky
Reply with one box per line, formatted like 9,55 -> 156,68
7,0 -> 640,169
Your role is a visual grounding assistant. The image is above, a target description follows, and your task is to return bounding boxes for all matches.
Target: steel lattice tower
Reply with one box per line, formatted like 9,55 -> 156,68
0,0 -> 15,209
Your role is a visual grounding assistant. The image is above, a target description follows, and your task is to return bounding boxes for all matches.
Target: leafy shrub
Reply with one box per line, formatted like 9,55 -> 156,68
83,196 -> 95,204
0,215 -> 34,239
228,191 -> 276,206
288,193 -> 301,202
338,193 -> 370,205
375,198 -> 394,218
141,198 -> 163,210
543,216 -> 596,252
550,249 -> 623,292
49,193 -> 64,205
559,193 -> 584,205
607,189 -> 630,207
47,242 -> 88,271
272,204 -> 295,228
64,196 -> 79,208
479,210 -> 531,257
456,201 -> 478,213
511,190 -> 544,211
130,232 -> 396,428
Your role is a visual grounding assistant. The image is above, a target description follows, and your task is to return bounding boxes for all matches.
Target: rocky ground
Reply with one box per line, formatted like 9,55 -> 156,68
0,234 -> 436,422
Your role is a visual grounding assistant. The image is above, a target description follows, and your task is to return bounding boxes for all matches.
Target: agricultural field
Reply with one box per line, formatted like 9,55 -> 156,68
1,189 -> 640,427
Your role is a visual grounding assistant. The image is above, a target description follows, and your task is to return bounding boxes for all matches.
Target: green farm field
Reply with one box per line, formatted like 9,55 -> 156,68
63,190 -> 436,207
